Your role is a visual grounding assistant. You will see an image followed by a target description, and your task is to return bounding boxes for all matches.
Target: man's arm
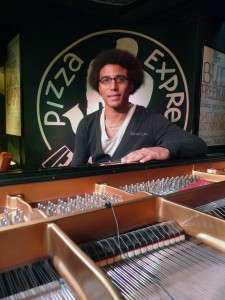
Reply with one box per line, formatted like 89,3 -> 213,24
71,120 -> 90,166
121,112 -> 207,163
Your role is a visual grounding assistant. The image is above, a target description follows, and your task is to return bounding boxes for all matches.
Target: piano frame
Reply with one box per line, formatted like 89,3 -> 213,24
1,155 -> 225,299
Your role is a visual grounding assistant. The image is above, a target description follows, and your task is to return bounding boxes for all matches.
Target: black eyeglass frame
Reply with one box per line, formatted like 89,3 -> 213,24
99,75 -> 129,85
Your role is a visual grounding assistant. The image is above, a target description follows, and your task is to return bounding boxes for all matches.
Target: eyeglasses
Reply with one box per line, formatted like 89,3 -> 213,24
99,75 -> 129,85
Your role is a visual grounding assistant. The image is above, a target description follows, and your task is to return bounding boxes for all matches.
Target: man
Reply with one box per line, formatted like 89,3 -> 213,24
71,49 -> 207,166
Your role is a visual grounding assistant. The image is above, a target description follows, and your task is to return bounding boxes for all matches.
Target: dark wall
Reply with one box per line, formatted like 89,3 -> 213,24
0,94 -> 6,152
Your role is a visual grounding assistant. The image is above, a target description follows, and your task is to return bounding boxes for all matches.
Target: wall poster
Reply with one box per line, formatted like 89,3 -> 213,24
199,45 -> 225,146
5,34 -> 21,136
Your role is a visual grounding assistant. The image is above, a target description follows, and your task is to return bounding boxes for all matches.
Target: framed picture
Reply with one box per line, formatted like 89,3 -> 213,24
5,34 -> 22,136
198,45 -> 225,148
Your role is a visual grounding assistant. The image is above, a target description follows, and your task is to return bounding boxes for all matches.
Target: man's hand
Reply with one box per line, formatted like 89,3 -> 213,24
121,147 -> 170,163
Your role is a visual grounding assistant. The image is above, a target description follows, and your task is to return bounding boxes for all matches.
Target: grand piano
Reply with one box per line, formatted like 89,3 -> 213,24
1,155 -> 225,299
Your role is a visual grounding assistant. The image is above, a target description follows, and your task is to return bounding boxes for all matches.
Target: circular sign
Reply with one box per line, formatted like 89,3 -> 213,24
37,29 -> 189,167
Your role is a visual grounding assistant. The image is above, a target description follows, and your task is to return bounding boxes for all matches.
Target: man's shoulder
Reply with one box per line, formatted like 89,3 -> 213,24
134,105 -> 154,116
134,105 -> 165,121
81,109 -> 101,123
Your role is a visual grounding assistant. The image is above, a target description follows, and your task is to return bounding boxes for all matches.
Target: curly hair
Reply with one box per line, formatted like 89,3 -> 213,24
88,49 -> 144,95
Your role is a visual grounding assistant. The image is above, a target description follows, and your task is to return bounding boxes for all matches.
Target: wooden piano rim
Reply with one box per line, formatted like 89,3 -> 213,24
1,195 -> 225,299
0,218 -> 122,300
1,159 -> 225,205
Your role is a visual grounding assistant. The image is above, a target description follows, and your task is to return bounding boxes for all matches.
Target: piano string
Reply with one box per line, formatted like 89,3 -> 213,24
79,219 -> 225,300
0,258 -> 76,299
196,197 -> 225,219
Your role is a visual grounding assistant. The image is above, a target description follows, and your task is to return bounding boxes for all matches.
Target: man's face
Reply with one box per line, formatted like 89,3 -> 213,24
98,64 -> 133,110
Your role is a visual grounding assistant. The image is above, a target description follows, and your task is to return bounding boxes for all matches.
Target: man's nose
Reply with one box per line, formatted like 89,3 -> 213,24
110,79 -> 119,90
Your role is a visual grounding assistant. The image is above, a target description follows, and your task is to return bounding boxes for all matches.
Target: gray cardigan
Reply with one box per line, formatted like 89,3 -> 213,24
72,105 -> 207,165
